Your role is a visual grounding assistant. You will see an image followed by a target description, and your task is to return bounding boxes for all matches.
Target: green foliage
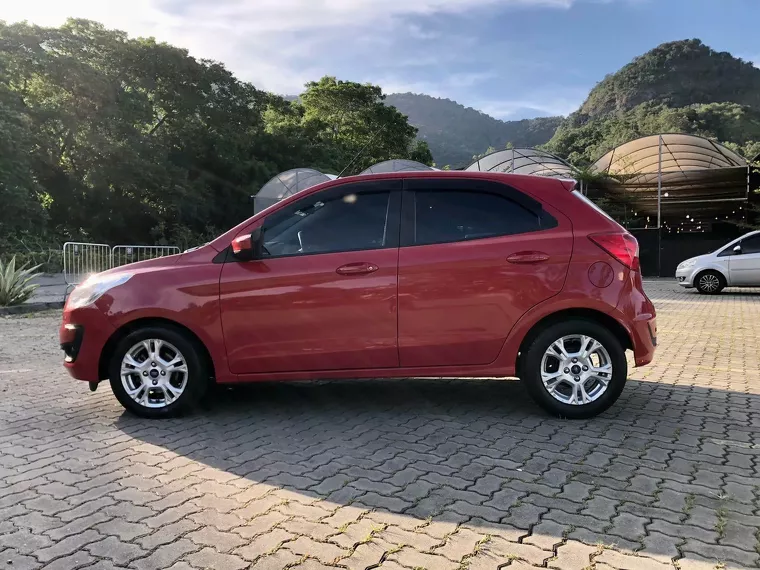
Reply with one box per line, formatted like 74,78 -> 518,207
385,93 -> 562,167
546,102 -> 760,164
545,39 -> 760,164
0,21 -> 428,249
0,256 -> 41,306
579,39 -> 760,119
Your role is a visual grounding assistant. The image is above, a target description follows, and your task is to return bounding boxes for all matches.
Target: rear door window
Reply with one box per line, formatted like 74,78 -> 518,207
404,180 -> 556,247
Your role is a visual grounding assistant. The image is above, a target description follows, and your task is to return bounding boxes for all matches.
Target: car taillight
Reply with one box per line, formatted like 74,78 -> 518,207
588,232 -> 640,270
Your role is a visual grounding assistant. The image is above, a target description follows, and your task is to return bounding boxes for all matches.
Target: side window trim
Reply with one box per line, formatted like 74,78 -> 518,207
250,180 -> 402,261
400,177 -> 554,248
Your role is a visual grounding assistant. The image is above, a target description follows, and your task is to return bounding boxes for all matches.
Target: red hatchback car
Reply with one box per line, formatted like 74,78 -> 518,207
61,171 -> 656,419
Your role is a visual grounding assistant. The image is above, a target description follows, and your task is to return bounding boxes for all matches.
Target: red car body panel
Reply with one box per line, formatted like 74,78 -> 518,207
60,171 -> 656,387
396,203 -> 573,367
219,247 -> 400,374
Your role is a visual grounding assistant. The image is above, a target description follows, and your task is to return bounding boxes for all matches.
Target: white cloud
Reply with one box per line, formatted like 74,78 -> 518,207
1,0 -> 572,89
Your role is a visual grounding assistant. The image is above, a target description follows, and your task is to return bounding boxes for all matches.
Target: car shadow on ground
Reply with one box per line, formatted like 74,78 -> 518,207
113,376 -> 760,567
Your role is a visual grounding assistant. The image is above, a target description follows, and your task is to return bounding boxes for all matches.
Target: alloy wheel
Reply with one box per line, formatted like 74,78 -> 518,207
540,334 -> 613,406
699,273 -> 720,293
120,339 -> 188,408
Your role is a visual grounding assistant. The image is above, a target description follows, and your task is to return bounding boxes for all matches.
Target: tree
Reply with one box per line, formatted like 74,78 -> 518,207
279,77 -> 433,174
0,22 -> 431,249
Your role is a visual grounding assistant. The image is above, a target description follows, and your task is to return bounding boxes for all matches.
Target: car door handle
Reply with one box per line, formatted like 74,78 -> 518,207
507,251 -> 550,264
336,262 -> 379,276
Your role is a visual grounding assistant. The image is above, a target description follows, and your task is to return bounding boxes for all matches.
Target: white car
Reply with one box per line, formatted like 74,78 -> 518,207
676,230 -> 760,294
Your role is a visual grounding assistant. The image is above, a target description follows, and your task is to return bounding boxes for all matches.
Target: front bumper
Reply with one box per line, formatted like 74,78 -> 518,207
60,304 -> 116,382
675,267 -> 695,287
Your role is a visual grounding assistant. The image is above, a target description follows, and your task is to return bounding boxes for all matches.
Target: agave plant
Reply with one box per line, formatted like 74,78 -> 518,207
0,256 -> 42,307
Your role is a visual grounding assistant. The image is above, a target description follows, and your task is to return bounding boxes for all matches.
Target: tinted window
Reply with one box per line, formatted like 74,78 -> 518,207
740,234 -> 760,254
263,189 -> 391,257
413,190 -> 549,246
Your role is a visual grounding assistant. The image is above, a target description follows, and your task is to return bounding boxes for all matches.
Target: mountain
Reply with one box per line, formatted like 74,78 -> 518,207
579,39 -> 760,119
385,93 -> 562,168
545,39 -> 760,163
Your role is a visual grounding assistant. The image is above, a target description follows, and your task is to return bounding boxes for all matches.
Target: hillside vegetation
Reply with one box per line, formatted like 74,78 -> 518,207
385,93 -> 562,167
0,19 -> 431,249
545,40 -> 760,163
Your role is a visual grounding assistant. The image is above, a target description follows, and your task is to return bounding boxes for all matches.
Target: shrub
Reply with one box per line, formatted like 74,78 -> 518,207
0,256 -> 42,306
0,250 -> 63,274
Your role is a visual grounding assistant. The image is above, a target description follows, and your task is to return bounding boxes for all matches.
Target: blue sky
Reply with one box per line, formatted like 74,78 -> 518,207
3,0 -> 759,120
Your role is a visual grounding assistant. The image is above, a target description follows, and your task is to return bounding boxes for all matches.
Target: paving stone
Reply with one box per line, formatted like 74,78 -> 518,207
388,547 -> 459,570
186,526 -> 246,551
138,519 -> 200,550
548,541 -> 597,570
639,532 -> 681,565
92,519 -> 152,542
185,547 -> 248,570
249,549 -> 301,569
681,539 -> 759,567
523,520 -> 567,551
339,541 -> 387,570
286,536 -> 347,564
235,529 -> 296,560
606,512 -> 649,541
32,528 -> 100,562
596,549 -> 672,569
130,539 -> 198,570
484,536 -> 551,566
496,502 -> 547,529
0,549 -> 41,570
39,551 -> 95,570
432,527 -> 484,562
86,536 -> 146,565
647,519 -> 717,543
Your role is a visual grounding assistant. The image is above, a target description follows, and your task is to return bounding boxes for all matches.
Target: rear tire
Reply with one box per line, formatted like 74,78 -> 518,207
695,270 -> 725,295
109,325 -> 208,418
520,319 -> 627,419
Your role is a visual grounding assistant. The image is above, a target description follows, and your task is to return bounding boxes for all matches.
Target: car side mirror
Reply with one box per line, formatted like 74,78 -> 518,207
231,227 -> 264,261
733,244 -> 742,254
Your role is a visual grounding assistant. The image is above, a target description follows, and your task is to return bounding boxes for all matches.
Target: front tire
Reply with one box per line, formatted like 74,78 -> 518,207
108,325 -> 208,418
521,319 -> 627,419
695,270 -> 725,295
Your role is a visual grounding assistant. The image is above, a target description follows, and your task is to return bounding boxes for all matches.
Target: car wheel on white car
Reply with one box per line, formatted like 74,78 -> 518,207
695,270 -> 725,295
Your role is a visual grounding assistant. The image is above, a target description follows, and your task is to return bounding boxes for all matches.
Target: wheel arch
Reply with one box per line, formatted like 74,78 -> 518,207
515,308 -> 632,377
693,267 -> 727,287
98,317 -> 216,383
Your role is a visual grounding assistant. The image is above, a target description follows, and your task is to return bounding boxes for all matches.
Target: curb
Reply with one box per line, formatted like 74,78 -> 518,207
0,301 -> 64,316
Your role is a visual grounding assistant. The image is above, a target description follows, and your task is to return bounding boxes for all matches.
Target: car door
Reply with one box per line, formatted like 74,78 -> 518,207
728,233 -> 760,286
397,178 -> 573,368
219,179 -> 402,375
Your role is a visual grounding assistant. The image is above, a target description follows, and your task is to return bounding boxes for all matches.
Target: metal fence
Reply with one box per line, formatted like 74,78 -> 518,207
63,242 -> 112,287
63,243 -> 180,287
112,245 -> 181,268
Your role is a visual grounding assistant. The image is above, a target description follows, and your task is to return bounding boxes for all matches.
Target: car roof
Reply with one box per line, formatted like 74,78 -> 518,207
335,170 -> 571,185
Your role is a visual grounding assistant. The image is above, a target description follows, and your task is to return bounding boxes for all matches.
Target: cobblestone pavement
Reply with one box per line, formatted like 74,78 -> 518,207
1,281 -> 759,570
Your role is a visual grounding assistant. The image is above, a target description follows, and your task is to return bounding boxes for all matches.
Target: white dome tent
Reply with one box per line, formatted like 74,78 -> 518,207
359,160 -> 433,175
466,148 -> 574,178
254,168 -> 331,214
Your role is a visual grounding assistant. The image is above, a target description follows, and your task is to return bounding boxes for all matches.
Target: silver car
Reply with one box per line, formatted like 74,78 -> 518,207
676,230 -> 760,294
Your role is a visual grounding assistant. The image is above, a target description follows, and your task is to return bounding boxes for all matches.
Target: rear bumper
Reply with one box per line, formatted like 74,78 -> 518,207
60,304 -> 116,382
630,314 -> 657,367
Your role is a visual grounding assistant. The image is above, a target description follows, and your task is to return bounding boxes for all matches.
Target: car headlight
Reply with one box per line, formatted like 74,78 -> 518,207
677,259 -> 697,271
66,273 -> 133,310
